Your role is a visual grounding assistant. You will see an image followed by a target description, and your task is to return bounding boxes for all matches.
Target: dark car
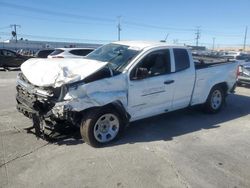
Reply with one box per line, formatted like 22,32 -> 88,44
236,54 -> 250,62
0,49 -> 29,69
35,49 -> 54,58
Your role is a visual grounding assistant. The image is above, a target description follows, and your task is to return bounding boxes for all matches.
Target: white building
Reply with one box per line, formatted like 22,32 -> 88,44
0,39 -> 102,51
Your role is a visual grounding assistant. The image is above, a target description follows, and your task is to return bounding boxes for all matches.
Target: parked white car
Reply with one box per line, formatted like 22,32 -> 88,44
48,48 -> 95,58
222,51 -> 242,60
16,41 -> 238,147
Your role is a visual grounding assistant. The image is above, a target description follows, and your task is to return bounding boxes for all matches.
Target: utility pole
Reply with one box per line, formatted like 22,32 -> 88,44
243,26 -> 248,51
10,24 -> 21,43
195,26 -> 201,47
117,16 -> 122,41
212,37 -> 215,51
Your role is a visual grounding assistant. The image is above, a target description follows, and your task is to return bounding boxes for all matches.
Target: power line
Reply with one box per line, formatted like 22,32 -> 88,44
20,34 -> 112,43
6,12 -> 196,35
0,32 -> 112,43
7,13 -> 115,27
0,1 -> 115,23
202,30 -> 242,37
0,26 -> 10,30
123,21 -> 195,32
1,1 -> 247,39
0,2 -> 197,32
1,1 -> 249,47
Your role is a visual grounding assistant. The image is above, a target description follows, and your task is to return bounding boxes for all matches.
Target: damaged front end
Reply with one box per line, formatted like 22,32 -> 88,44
15,43 -> 140,142
16,73 -> 74,137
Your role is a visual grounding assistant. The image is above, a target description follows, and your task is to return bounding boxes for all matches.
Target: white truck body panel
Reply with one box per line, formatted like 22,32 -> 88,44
61,74 -> 128,112
191,62 -> 238,105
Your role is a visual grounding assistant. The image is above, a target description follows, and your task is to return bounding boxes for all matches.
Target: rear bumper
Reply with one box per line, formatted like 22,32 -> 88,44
237,76 -> 250,85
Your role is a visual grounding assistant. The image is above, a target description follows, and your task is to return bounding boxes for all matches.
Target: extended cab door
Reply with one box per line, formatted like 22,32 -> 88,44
127,49 -> 175,121
170,48 -> 195,110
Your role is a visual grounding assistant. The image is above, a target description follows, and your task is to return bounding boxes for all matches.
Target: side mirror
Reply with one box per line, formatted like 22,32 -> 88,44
133,67 -> 149,80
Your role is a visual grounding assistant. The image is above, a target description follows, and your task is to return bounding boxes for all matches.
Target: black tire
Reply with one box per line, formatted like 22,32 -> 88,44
203,86 -> 225,113
80,108 -> 124,147
237,82 -> 242,87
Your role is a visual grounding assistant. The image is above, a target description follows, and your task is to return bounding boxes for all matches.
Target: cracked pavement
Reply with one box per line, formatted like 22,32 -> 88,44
0,71 -> 250,188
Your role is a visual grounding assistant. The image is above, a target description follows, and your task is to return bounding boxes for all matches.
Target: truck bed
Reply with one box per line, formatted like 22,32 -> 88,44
193,55 -> 235,69
191,59 -> 238,106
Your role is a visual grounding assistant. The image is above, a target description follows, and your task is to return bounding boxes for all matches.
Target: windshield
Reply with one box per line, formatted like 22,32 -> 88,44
86,43 -> 140,71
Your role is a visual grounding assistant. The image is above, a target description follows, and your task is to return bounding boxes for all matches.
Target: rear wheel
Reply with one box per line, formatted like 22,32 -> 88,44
80,108 -> 124,147
204,86 -> 225,113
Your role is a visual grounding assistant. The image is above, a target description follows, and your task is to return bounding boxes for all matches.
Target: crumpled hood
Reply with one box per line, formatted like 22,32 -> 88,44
21,58 -> 108,87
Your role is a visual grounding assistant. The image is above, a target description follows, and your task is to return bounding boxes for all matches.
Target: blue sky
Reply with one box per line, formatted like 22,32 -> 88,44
0,0 -> 249,48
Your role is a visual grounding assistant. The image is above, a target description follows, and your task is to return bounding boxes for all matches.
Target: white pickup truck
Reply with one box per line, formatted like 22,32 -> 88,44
16,41 -> 238,147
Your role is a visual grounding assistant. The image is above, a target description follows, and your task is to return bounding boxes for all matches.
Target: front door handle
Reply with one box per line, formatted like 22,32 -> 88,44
164,80 -> 175,85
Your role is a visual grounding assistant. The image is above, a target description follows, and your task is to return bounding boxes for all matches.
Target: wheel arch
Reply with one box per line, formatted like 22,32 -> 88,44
205,82 -> 228,102
80,100 -> 131,126
203,82 -> 227,113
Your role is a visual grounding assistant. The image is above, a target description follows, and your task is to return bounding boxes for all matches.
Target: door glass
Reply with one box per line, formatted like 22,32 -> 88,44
130,49 -> 171,79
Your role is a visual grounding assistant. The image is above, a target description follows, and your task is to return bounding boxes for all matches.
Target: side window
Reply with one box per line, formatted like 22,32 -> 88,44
173,49 -> 190,72
50,49 -> 64,56
39,50 -> 52,58
70,49 -> 93,56
130,49 -> 171,80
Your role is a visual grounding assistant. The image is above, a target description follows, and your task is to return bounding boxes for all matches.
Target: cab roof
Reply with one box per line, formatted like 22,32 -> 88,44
112,40 -> 188,50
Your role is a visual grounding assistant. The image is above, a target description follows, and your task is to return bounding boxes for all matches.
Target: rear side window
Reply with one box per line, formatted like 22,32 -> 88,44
50,49 -> 64,56
2,50 -> 16,57
173,49 -> 190,72
37,50 -> 54,58
70,49 -> 93,56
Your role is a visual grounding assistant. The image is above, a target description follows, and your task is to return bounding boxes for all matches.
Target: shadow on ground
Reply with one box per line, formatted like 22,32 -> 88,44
24,93 -> 250,146
238,84 -> 250,89
24,123 -> 83,146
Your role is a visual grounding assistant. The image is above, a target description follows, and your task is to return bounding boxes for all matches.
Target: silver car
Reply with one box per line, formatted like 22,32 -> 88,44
237,62 -> 250,86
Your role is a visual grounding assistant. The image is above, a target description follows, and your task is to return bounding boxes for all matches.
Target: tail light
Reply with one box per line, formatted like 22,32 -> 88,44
237,66 -> 242,77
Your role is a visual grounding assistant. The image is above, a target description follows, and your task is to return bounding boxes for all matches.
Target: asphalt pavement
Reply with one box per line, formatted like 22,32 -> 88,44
0,71 -> 250,188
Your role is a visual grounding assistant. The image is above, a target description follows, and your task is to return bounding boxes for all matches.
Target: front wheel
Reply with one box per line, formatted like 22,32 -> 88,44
80,108 -> 124,147
204,86 -> 225,113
